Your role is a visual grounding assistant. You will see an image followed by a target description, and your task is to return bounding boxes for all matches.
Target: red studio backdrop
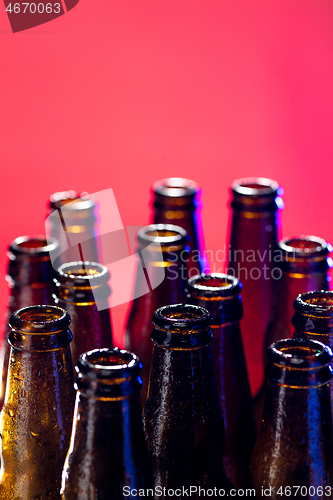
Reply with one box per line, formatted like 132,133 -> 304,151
1,0 -> 333,393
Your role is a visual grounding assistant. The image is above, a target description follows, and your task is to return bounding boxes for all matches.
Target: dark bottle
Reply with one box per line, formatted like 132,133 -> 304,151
250,338 -> 333,499
143,303 -> 233,498
292,290 -> 333,402
125,224 -> 188,400
0,305 -> 75,500
186,273 -> 256,488
254,236 -> 331,430
227,177 -> 284,396
61,348 -> 153,500
0,235 -> 58,409
53,261 -> 113,367
47,190 -> 100,265
152,177 -> 209,276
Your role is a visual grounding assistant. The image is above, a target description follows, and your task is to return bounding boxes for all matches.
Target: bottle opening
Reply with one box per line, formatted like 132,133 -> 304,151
294,291 -> 333,316
57,262 -> 109,282
10,236 -> 58,255
9,305 -> 71,336
268,338 -> 332,369
77,348 -> 140,383
279,236 -> 330,259
279,345 -> 321,357
153,303 -> 212,332
19,307 -> 65,324
232,177 -> 281,197
146,229 -> 180,239
85,349 -> 134,369
153,177 -> 198,198
163,310 -> 204,321
49,191 -> 94,211
186,273 -> 241,297
138,224 -> 187,246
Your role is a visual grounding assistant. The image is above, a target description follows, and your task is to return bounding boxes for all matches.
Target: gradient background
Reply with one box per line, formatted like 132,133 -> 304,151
1,0 -> 333,391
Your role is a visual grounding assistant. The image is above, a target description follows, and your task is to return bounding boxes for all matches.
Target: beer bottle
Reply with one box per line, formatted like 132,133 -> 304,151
292,290 -> 333,402
53,261 -> 113,367
152,177 -> 209,275
186,273 -> 256,488
0,305 -> 75,500
61,348 -> 153,499
250,338 -> 333,499
254,236 -> 331,429
47,190 -> 99,265
125,224 -> 188,400
144,303 -> 233,498
227,177 -> 284,396
0,235 -> 58,409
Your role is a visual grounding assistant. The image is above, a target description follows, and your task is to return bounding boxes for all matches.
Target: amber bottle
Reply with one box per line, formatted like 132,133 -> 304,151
0,305 -> 75,500
53,261 -> 113,367
186,273 -> 256,488
47,190 -> 99,265
125,224 -> 188,400
254,236 -> 331,429
227,177 -> 284,396
250,338 -> 333,499
152,177 -> 209,276
61,348 -> 153,500
0,235 -> 58,409
144,303 -> 234,498
292,290 -> 333,402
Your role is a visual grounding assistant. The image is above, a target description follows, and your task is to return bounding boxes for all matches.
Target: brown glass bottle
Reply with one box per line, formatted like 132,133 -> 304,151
144,303 -> 233,498
254,236 -> 331,430
250,338 -> 333,499
186,273 -> 256,489
61,348 -> 153,500
0,235 -> 58,409
125,224 -> 188,400
47,190 -> 99,265
0,305 -> 75,500
53,261 -> 113,367
152,177 -> 209,276
292,290 -> 333,401
227,177 -> 284,396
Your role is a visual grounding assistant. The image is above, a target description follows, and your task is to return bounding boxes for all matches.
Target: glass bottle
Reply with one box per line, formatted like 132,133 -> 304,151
152,177 -> 209,276
186,273 -> 256,488
0,305 -> 75,500
143,303 -> 233,498
53,261 -> 113,367
125,224 -> 188,400
254,236 -> 331,429
61,348 -> 153,500
226,177 -> 284,396
250,338 -> 333,499
0,235 -> 58,409
47,190 -> 100,265
292,290 -> 333,402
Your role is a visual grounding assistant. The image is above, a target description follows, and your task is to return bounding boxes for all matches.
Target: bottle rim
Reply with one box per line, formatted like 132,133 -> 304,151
137,224 -> 188,246
77,348 -> 141,380
186,273 -> 241,298
231,177 -> 283,197
267,338 -> 332,369
293,291 -> 333,317
9,235 -> 59,256
153,177 -> 199,198
9,305 -> 71,334
153,303 -> 212,332
49,190 -> 95,211
55,261 -> 110,287
279,235 -> 331,261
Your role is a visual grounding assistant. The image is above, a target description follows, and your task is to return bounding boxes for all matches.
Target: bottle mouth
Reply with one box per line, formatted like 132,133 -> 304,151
153,177 -> 198,198
9,236 -> 59,257
49,190 -> 95,211
78,348 -> 139,376
186,273 -> 241,298
267,338 -> 332,369
153,303 -> 212,332
279,236 -> 331,261
231,177 -> 282,197
55,261 -> 110,287
137,224 -> 188,247
9,305 -> 70,334
293,291 -> 333,317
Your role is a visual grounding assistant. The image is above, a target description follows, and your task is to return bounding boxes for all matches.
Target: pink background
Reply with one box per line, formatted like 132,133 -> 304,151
1,0 -> 333,376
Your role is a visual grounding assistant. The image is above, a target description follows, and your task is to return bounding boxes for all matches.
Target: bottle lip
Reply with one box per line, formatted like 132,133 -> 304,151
55,261 -> 110,287
9,305 -> 71,334
293,291 -> 333,317
267,338 -> 332,369
77,347 -> 141,380
186,273 -> 241,298
49,190 -> 95,211
152,303 -> 212,332
279,235 -> 331,261
137,224 -> 188,247
153,177 -> 199,198
9,235 -> 59,257
231,177 -> 283,198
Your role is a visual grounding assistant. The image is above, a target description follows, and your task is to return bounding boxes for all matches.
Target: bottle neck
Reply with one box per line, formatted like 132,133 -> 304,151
292,291 -> 333,340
